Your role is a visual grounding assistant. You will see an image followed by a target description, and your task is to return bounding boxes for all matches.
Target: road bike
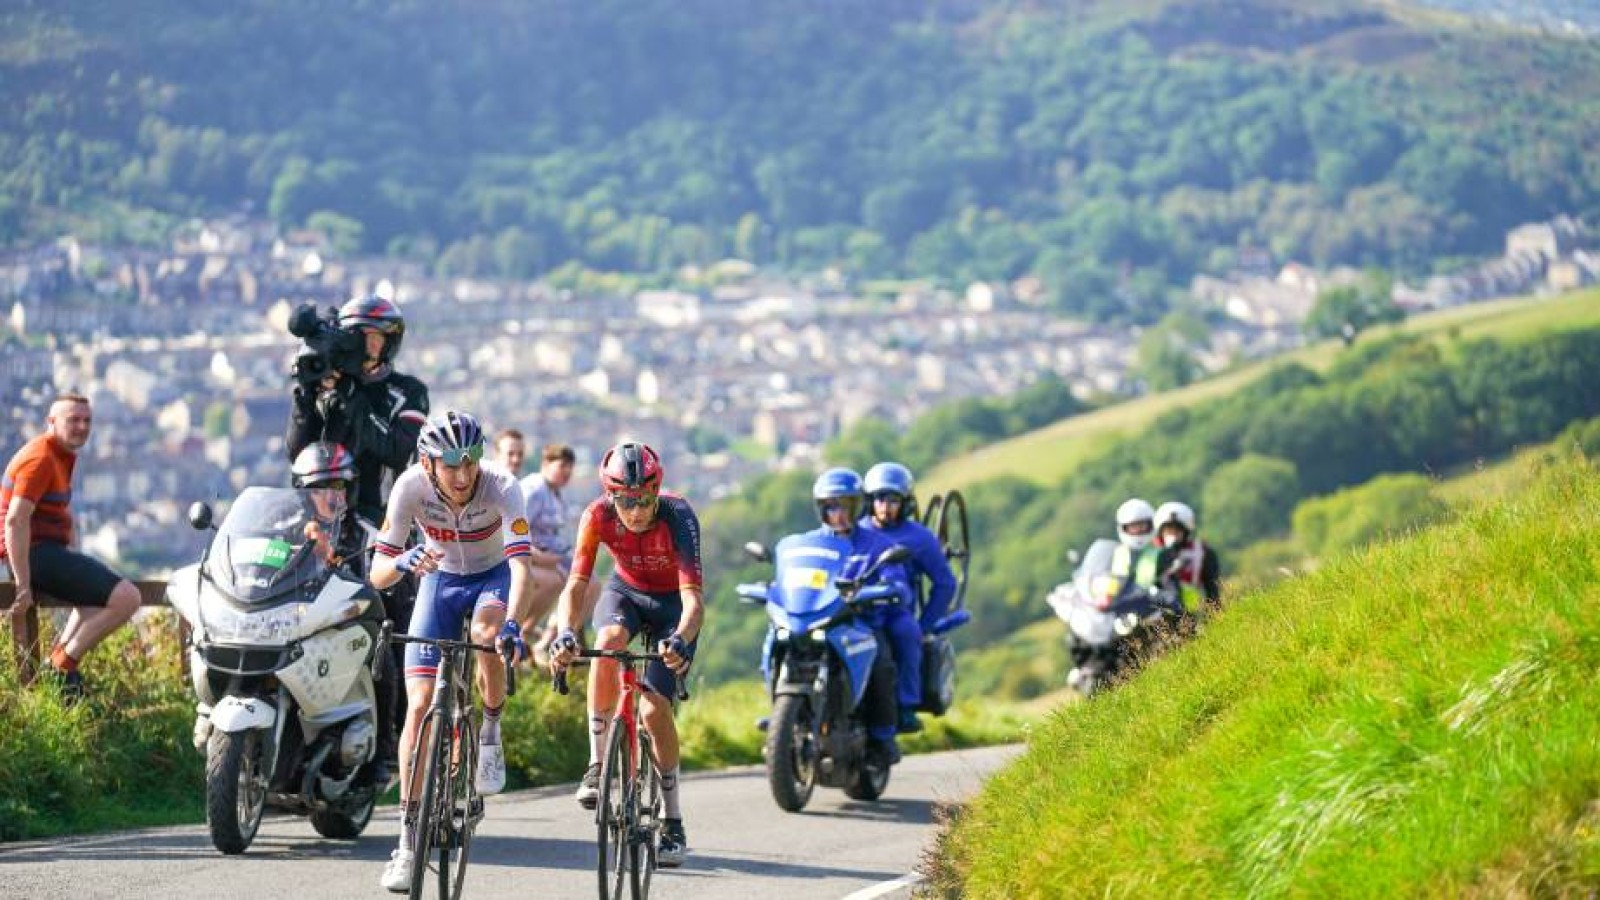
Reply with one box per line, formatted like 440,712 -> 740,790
555,649 -> 680,900
391,627 -> 516,900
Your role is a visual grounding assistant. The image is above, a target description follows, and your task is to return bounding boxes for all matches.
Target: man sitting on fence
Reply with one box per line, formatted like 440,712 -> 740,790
2,392 -> 142,699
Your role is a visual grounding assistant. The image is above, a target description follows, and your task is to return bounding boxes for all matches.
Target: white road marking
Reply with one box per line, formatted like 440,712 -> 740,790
841,871 -> 923,900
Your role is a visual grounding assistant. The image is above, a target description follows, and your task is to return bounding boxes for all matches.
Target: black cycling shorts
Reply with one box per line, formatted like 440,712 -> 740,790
22,543 -> 125,607
592,576 -> 696,699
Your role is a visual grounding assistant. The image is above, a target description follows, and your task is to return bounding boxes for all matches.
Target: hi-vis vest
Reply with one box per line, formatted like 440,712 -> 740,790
1111,544 -> 1160,589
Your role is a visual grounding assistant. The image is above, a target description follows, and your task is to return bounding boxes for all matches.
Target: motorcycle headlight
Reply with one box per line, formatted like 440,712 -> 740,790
202,597 -> 310,645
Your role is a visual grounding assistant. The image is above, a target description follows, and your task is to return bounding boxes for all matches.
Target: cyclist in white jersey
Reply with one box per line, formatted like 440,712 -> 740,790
371,410 -> 533,893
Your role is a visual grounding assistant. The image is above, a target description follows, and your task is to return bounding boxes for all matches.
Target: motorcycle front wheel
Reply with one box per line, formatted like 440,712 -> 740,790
764,694 -> 817,812
206,729 -> 268,854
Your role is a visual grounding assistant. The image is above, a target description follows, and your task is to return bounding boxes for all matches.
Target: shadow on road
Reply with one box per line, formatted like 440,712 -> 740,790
669,852 -> 900,883
800,797 -> 935,824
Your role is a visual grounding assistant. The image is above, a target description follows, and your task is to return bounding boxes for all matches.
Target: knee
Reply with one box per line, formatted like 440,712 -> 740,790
110,580 -> 142,616
595,626 -> 629,651
469,618 -> 500,645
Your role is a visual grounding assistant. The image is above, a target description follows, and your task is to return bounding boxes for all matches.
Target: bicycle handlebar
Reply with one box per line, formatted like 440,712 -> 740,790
551,648 -> 668,696
388,632 -> 518,697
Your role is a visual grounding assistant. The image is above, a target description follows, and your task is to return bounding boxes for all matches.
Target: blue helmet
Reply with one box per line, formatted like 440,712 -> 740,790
812,467 -> 864,526
864,461 -> 917,523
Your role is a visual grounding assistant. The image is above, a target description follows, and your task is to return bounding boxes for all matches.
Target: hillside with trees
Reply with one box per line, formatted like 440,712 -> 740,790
3,0 -> 1598,320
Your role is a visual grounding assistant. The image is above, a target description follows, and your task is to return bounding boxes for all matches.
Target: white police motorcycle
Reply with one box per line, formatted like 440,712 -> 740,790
1046,538 -> 1182,697
167,487 -> 388,854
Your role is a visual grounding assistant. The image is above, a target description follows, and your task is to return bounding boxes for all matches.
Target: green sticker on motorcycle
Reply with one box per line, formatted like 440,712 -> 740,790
258,538 -> 293,569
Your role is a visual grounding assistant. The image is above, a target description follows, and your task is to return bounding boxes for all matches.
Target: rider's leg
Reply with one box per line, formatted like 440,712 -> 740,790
641,691 -> 681,814
470,606 -> 507,731
882,607 -> 924,729
588,623 -> 630,764
396,676 -> 438,844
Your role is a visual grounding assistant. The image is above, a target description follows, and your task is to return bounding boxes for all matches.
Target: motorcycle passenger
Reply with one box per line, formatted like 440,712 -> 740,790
859,462 -> 956,734
370,411 -> 534,893
548,442 -> 702,869
1153,501 -> 1222,613
810,467 -> 909,764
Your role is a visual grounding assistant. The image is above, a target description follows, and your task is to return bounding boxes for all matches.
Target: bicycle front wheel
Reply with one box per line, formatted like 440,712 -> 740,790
597,718 -> 632,900
633,730 -> 662,900
439,713 -> 479,900
409,708 -> 449,900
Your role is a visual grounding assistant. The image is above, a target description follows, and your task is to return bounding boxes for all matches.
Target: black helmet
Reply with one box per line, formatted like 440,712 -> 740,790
291,441 -> 356,488
338,295 -> 405,363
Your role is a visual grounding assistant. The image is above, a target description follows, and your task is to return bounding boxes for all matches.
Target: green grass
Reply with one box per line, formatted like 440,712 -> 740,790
927,457 -> 1600,898
921,288 -> 1600,497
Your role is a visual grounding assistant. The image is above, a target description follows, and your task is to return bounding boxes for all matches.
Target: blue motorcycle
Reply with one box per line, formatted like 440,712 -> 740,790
738,534 -> 911,812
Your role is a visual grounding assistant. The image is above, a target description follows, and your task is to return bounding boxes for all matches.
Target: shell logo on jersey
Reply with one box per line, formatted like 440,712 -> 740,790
511,517 -> 530,536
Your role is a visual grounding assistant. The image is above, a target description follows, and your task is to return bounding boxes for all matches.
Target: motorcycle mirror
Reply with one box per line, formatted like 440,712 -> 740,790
743,541 -> 771,563
187,501 -> 215,531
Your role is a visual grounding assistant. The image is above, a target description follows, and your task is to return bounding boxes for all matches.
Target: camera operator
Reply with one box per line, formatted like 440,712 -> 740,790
286,295 -> 428,787
285,295 -> 430,527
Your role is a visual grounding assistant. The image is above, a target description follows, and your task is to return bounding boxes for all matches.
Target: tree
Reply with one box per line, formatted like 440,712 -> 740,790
1137,311 -> 1209,391
1200,454 -> 1300,549
1305,271 -> 1402,343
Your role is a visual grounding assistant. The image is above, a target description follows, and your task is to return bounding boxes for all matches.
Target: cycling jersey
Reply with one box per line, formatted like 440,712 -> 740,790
570,492 -> 702,594
374,462 -> 530,575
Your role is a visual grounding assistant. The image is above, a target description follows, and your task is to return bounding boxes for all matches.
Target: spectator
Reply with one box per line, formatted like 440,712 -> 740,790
493,429 -> 527,477
516,443 -> 601,660
2,393 -> 142,698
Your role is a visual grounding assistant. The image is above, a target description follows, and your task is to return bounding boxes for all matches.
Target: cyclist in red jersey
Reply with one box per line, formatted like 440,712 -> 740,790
549,441 -> 700,868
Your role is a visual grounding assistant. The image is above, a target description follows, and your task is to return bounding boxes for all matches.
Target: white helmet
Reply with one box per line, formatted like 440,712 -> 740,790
1154,501 -> 1196,541
1116,498 -> 1155,550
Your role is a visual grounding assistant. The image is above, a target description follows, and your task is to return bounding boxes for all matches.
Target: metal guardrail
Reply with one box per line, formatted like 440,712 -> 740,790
1,581 -> 177,683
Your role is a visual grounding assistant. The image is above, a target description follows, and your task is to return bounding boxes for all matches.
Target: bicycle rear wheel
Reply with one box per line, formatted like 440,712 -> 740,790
596,718 -> 631,900
632,730 -> 662,900
409,708 -> 449,900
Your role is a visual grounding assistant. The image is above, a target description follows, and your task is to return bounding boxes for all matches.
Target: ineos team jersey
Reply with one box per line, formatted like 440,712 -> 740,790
374,462 -> 531,576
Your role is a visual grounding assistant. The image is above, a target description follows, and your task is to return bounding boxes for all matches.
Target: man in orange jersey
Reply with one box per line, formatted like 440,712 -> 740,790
2,393 -> 142,698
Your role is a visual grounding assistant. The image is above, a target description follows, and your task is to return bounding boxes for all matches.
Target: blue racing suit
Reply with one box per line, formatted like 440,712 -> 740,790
805,524 -> 909,743
859,515 -> 957,713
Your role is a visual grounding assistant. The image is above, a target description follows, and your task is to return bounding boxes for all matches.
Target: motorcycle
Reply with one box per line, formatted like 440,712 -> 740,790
738,534 -> 911,812
167,487 -> 388,854
1046,538 -> 1183,698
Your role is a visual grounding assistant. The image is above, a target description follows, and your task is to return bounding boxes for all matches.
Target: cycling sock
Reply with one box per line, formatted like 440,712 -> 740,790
480,703 -> 502,745
400,800 -> 419,849
50,644 -> 78,672
661,765 -> 681,819
588,713 -> 610,766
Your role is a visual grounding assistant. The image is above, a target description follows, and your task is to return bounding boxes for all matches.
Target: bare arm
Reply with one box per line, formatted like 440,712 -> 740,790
5,498 -> 34,614
673,586 -> 703,643
505,555 -> 534,627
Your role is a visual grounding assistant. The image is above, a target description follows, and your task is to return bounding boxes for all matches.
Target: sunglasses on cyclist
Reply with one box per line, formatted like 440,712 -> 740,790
611,492 -> 659,511
434,444 -> 484,467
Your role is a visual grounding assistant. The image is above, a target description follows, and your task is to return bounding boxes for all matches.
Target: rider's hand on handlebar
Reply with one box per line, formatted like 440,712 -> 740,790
496,619 -> 528,665
395,546 -> 442,576
548,628 -> 582,675
659,634 -> 690,676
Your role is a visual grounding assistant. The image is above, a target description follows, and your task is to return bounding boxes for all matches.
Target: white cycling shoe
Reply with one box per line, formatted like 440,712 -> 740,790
477,742 -> 507,795
380,848 -> 414,893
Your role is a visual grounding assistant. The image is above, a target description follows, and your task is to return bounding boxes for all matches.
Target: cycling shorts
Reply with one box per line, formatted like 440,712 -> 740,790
403,561 -> 510,681
593,576 -> 696,699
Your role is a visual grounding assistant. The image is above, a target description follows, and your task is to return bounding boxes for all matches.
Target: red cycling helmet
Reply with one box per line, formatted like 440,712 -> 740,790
599,442 -> 662,494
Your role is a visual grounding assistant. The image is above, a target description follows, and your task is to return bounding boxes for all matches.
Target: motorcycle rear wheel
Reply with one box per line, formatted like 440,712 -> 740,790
765,694 -> 817,812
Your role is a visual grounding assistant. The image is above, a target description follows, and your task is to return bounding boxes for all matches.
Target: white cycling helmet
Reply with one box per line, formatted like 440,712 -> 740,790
1116,498 -> 1155,550
1154,501 -> 1196,540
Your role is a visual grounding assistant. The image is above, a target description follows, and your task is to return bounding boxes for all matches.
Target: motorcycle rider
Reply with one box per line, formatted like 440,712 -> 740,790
1153,501 -> 1222,612
369,411 -> 533,892
858,462 -> 957,734
809,467 -> 909,764
1111,498 -> 1161,589
548,442 -> 703,869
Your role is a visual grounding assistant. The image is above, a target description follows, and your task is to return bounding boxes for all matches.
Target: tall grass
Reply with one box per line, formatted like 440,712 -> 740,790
928,456 -> 1600,898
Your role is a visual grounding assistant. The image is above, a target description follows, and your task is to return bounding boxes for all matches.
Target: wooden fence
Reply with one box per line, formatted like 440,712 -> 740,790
1,581 -> 176,683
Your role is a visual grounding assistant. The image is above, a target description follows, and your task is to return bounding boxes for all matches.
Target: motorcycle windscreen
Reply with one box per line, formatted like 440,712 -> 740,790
770,532 -> 852,619
206,487 -> 340,605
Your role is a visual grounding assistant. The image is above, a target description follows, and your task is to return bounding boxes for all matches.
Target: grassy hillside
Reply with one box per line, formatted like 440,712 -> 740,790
929,457 -> 1600,897
923,288 -> 1600,496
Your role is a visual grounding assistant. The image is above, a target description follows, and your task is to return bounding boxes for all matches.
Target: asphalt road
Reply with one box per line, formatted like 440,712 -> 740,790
0,744 -> 1019,900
